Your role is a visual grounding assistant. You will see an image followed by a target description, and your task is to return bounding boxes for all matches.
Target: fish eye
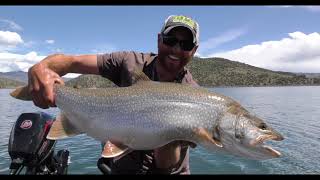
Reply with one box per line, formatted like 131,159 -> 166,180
258,123 -> 267,130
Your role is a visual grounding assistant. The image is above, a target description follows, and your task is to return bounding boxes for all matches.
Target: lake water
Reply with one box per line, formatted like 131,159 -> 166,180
0,86 -> 319,174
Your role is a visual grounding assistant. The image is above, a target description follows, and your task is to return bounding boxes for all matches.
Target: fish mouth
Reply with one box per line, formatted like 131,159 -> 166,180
261,145 -> 281,157
250,134 -> 284,157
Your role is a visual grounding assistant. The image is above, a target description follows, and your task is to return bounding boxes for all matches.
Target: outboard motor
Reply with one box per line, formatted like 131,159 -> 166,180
8,112 -> 70,175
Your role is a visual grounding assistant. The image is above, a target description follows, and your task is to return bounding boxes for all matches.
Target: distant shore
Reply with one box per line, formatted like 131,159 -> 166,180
2,84 -> 320,90
204,84 -> 320,88
2,57 -> 320,89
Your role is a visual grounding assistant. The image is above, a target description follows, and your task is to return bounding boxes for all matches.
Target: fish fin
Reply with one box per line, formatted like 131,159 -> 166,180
47,113 -> 83,140
131,69 -> 151,84
101,141 -> 132,159
10,86 -> 32,101
194,127 -> 223,148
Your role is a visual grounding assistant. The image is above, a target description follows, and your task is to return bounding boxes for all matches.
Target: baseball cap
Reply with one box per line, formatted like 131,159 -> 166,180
161,15 -> 200,46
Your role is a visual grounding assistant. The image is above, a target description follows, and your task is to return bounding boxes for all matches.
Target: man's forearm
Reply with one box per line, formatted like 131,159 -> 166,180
40,54 -> 74,77
154,142 -> 181,169
39,54 -> 99,76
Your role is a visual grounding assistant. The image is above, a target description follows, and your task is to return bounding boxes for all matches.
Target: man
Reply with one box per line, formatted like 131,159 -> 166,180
27,15 -> 200,174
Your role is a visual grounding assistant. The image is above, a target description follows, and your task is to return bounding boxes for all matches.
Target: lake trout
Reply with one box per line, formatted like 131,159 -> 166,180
10,70 -> 284,160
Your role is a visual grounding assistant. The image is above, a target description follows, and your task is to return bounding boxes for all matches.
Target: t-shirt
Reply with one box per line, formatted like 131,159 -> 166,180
97,51 -> 198,174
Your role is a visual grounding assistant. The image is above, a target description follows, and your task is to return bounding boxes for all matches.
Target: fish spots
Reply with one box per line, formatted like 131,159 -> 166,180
227,102 -> 248,116
208,95 -> 225,101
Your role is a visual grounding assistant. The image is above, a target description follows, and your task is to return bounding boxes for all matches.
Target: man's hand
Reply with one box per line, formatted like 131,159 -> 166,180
153,140 -> 196,170
28,62 -> 64,109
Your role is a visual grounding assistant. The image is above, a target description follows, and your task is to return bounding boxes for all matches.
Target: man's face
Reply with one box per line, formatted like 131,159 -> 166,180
158,27 -> 198,73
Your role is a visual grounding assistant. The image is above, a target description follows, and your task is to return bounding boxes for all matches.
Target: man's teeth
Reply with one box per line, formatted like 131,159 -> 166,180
168,55 -> 179,60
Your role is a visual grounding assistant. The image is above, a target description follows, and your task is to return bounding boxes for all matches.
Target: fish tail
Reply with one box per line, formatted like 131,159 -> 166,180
10,86 -> 32,101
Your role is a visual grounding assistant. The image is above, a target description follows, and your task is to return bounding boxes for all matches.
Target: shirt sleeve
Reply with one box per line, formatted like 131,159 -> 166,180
97,51 -> 129,85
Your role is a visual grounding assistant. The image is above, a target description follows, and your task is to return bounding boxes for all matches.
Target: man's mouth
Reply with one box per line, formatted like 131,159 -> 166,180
168,55 -> 180,61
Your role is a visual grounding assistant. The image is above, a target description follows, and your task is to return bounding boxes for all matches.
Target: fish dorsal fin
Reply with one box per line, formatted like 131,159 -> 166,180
131,69 -> 151,85
10,86 -> 32,101
101,141 -> 132,159
46,113 -> 83,140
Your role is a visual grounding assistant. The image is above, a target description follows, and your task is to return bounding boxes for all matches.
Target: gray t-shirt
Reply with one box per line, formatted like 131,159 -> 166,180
97,51 -> 198,174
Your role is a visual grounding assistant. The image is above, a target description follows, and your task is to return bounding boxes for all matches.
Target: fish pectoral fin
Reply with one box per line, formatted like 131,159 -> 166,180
101,141 -> 132,159
10,86 -> 32,101
212,137 -> 223,148
193,127 -> 223,148
47,113 -> 83,140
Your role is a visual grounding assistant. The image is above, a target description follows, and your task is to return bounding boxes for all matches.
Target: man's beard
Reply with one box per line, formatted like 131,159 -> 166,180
158,54 -> 191,73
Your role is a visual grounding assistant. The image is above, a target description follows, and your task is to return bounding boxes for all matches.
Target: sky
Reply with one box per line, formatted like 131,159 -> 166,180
0,6 -> 320,78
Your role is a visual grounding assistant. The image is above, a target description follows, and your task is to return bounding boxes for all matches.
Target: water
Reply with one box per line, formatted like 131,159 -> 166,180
1,86 -> 319,174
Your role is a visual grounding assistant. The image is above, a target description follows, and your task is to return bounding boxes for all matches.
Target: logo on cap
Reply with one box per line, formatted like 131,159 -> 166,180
171,15 -> 196,29
20,120 -> 32,129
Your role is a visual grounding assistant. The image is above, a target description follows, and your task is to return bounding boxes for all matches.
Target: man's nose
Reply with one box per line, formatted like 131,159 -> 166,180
172,42 -> 183,53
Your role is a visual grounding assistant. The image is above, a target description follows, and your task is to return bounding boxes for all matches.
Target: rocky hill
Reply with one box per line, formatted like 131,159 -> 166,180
1,57 -> 320,88
0,77 -> 26,88
187,57 -> 320,87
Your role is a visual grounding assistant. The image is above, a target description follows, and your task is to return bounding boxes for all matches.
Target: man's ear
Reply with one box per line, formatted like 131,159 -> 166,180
158,33 -> 161,43
192,45 -> 199,56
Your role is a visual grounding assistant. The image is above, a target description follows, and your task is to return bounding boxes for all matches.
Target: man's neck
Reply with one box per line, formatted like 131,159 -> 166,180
156,59 -> 181,82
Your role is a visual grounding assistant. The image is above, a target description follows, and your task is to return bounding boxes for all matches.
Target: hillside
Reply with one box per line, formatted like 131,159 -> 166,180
0,71 -> 28,83
1,57 -> 320,88
65,57 -> 320,88
65,74 -> 115,88
0,71 -> 71,83
0,77 -> 26,88
296,73 -> 320,78
187,57 -> 320,87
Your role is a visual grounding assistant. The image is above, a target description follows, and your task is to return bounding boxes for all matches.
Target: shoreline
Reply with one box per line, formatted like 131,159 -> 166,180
201,84 -> 320,88
2,84 -> 320,90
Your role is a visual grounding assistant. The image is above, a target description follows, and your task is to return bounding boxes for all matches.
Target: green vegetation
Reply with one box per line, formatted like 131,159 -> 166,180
0,77 -> 26,88
187,57 -> 320,87
65,74 -> 115,88
1,57 -> 320,88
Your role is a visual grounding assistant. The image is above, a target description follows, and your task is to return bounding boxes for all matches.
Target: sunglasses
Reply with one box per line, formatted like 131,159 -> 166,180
161,35 -> 195,51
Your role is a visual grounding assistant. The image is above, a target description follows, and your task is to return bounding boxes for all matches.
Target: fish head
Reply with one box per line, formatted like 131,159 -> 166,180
195,101 -> 284,160
215,102 -> 284,160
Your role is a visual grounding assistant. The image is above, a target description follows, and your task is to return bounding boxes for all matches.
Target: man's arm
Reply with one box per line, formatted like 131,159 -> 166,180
28,54 -> 99,109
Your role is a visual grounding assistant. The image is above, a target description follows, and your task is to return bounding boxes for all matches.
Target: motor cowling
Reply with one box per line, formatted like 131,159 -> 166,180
8,112 -> 56,170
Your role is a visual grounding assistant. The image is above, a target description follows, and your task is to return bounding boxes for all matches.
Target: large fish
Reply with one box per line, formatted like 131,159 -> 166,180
10,71 -> 284,160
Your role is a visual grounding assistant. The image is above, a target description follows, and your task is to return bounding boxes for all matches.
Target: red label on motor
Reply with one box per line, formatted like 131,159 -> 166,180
20,120 -> 32,129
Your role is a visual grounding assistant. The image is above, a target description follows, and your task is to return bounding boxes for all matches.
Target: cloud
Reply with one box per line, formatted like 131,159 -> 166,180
194,52 -> 201,57
52,48 -> 63,53
199,27 -> 247,54
22,41 -> 36,48
267,6 -> 293,8
0,31 -> 24,51
0,51 -> 80,78
0,51 -> 44,72
208,32 -> 320,73
268,5 -> 320,13
45,39 -> 55,44
0,19 -> 23,31
63,73 -> 81,78
303,6 -> 320,12
90,43 -> 117,54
